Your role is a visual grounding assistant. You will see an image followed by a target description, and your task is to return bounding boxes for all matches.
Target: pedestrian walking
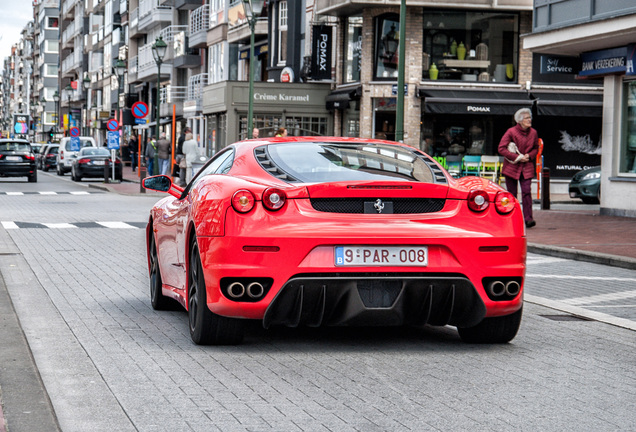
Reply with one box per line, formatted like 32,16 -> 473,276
275,127 -> 287,137
176,126 -> 191,186
156,132 -> 172,175
182,132 -> 198,183
145,135 -> 157,176
252,128 -> 260,139
498,108 -> 540,228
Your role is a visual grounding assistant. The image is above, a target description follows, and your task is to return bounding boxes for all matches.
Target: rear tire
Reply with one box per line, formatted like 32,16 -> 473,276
458,307 -> 522,344
149,232 -> 171,310
71,167 -> 82,182
56,163 -> 63,176
188,238 -> 244,345
28,171 -> 37,182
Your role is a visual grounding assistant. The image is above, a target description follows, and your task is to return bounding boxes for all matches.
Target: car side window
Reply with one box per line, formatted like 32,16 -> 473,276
180,148 -> 235,198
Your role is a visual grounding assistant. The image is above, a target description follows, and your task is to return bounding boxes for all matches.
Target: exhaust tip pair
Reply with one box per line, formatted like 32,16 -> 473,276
482,277 -> 522,301
222,277 -> 273,302
228,281 -> 265,299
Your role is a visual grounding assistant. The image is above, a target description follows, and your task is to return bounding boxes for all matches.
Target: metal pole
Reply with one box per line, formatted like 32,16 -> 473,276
247,17 -> 256,139
395,0 -> 407,143
155,59 -> 162,176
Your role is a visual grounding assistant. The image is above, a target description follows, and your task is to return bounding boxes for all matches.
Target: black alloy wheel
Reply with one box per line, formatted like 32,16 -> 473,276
188,237 -> 244,345
149,232 -> 170,310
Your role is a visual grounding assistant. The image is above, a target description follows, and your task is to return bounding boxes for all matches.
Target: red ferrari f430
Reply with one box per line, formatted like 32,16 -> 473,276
143,137 -> 526,345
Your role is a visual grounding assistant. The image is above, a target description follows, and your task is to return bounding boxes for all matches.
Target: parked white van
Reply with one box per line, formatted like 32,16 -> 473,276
56,136 -> 98,175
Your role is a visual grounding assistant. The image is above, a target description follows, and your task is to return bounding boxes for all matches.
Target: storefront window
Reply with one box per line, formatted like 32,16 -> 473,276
374,14 -> 400,80
621,81 -> 636,174
422,11 -> 518,83
344,17 -> 362,83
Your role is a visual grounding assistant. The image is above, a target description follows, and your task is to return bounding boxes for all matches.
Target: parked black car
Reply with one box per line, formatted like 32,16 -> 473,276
569,166 -> 601,204
39,144 -> 60,171
71,147 -> 122,181
0,139 -> 37,182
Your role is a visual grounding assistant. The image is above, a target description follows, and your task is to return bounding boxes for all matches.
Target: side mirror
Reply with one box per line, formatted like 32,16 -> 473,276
143,175 -> 172,192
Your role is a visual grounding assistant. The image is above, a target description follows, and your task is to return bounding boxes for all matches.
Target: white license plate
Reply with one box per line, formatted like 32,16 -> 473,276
92,160 -> 105,165
6,156 -> 21,161
335,246 -> 428,267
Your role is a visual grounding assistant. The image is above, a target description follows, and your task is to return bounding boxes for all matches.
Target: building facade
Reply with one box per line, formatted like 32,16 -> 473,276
524,0 -> 636,217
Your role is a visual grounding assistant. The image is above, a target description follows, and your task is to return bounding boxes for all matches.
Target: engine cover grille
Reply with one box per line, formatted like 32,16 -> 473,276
310,198 -> 445,214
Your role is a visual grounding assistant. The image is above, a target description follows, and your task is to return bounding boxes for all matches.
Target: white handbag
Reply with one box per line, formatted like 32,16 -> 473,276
506,142 -> 524,164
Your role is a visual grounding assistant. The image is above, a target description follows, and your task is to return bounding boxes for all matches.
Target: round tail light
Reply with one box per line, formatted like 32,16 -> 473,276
495,191 -> 516,214
467,189 -> 490,212
262,188 -> 287,211
232,189 -> 256,213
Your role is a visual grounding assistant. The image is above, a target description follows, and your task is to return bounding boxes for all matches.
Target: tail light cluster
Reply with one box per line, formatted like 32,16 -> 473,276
467,190 -> 516,214
232,188 -> 287,213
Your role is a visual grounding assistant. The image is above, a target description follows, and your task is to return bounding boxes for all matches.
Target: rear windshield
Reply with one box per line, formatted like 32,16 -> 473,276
263,143 -> 434,183
48,147 -> 59,154
80,148 -> 109,156
65,139 -> 95,151
0,142 -> 30,152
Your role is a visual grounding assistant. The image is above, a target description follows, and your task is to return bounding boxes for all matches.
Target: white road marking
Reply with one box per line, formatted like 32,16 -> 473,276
70,191 -> 90,195
6,192 -> 24,196
42,223 -> 77,229
525,294 -> 636,331
561,290 -> 636,306
1,221 -> 19,229
39,191 -> 57,195
527,274 -> 636,282
96,222 -> 137,229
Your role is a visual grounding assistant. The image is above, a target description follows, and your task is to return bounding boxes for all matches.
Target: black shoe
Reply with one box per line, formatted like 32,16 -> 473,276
525,220 -> 536,228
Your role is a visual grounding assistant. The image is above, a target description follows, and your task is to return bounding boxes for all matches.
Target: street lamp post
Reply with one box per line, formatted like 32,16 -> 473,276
111,59 -> 127,181
243,0 -> 265,139
395,0 -> 406,143
152,37 -> 167,176
53,90 -> 60,140
83,74 -> 91,136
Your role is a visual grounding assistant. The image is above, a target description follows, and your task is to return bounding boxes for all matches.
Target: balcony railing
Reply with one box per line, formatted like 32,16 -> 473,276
131,7 -> 138,29
187,73 -> 208,101
139,0 -> 171,19
160,25 -> 189,42
190,4 -> 210,35
160,85 -> 187,103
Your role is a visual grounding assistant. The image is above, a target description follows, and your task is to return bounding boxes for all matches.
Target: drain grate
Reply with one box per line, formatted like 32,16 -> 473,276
541,314 -> 593,322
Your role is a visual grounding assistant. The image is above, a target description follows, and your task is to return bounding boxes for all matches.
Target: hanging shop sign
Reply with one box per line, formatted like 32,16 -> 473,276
579,45 -> 636,77
539,55 -> 578,75
311,25 -> 332,81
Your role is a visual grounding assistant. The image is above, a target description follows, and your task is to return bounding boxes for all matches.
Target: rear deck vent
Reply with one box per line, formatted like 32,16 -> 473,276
311,198 -> 445,214
254,147 -> 299,182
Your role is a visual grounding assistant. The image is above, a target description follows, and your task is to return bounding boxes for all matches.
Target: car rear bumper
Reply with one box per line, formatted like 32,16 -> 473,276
0,163 -> 35,177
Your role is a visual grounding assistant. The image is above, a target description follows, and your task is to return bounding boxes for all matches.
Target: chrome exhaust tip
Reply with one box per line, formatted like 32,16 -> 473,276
489,281 -> 506,297
247,282 -> 265,299
505,281 -> 521,296
227,282 -> 246,298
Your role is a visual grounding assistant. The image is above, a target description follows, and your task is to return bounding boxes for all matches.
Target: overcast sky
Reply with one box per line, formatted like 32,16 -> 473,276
0,0 -> 34,68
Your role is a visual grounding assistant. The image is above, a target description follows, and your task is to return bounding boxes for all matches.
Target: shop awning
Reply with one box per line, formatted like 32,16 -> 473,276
531,92 -> 602,117
419,89 -> 532,116
326,85 -> 362,111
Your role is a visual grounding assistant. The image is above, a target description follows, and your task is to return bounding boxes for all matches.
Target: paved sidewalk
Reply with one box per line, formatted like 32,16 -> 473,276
92,165 -> 636,269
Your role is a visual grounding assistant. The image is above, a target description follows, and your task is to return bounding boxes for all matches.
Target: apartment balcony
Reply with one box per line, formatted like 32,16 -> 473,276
189,4 -> 209,49
129,56 -> 138,83
227,18 -> 267,44
138,0 -> 173,32
129,8 -> 144,38
61,51 -> 82,78
62,22 -> 75,49
61,0 -> 79,20
175,0 -> 202,10
137,42 -> 172,81
160,85 -> 186,116
184,73 -> 207,117
159,25 -> 189,62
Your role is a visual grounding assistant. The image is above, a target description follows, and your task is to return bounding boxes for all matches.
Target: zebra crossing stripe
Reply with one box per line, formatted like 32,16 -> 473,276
70,191 -> 90,195
42,223 -> 77,229
6,192 -> 23,196
1,221 -> 19,229
39,191 -> 57,195
97,222 -> 138,229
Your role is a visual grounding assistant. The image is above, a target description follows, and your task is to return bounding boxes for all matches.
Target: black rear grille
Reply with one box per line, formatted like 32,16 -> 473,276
310,198 -> 445,214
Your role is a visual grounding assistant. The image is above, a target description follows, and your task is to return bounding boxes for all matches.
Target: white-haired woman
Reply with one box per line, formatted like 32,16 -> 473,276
498,107 -> 540,228
181,132 -> 198,183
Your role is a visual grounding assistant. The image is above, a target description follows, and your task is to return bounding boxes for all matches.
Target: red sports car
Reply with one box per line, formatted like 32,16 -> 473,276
143,137 -> 525,345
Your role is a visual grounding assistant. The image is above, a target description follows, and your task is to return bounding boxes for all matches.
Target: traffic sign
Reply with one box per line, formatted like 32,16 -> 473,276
131,101 -> 149,119
107,131 -> 120,150
69,127 -> 80,137
106,119 -> 120,132
135,118 -> 148,125
70,137 -> 80,151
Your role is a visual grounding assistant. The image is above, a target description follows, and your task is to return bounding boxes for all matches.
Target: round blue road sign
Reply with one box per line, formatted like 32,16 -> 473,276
131,101 -> 149,119
106,119 -> 120,132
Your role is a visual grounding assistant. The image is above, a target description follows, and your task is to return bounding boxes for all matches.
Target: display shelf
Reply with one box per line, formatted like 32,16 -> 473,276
438,59 -> 490,69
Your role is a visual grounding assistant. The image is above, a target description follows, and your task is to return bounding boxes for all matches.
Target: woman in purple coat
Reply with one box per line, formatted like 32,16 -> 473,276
498,108 -> 540,228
